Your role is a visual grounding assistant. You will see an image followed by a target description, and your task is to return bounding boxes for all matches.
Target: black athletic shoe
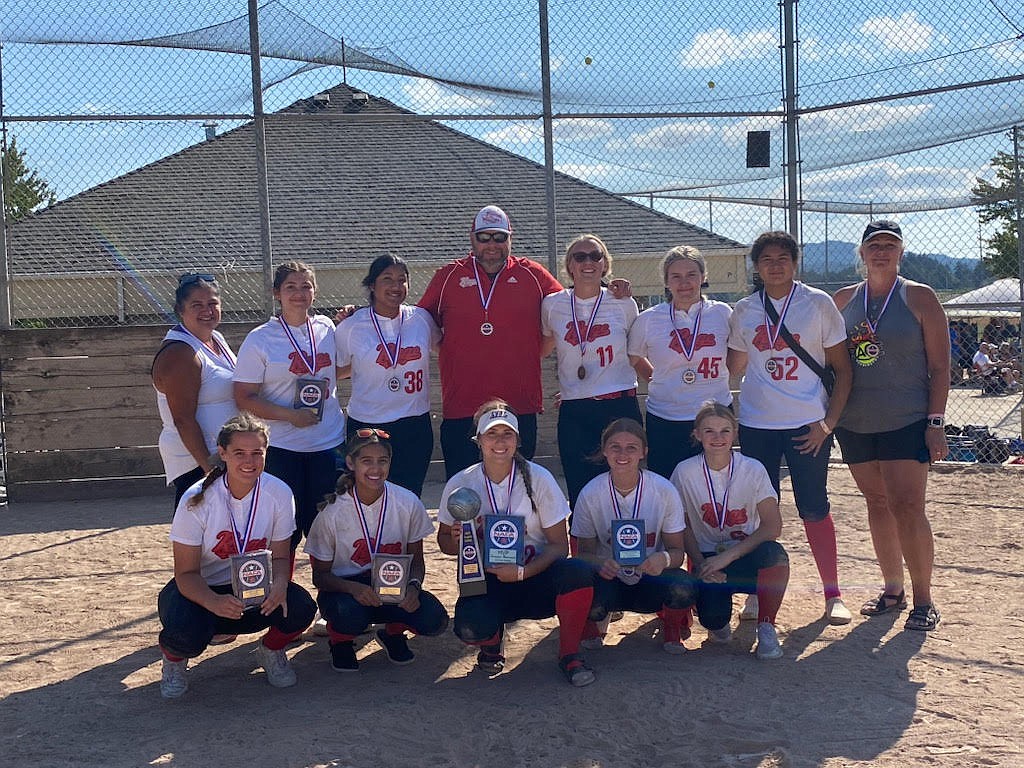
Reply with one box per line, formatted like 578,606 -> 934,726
330,641 -> 359,673
375,629 -> 415,665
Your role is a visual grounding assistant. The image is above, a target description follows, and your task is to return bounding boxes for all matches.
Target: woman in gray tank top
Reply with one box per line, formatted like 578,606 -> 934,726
832,221 -> 949,633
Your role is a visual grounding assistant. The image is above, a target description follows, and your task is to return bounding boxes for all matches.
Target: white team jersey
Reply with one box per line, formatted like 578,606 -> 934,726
233,314 -> 346,451
728,282 -> 847,429
335,305 -> 440,423
170,472 -> 296,586
304,481 -> 434,578
438,461 -> 570,564
541,288 -> 639,400
570,469 -> 686,560
627,299 -> 732,420
670,453 -> 777,554
156,327 -> 238,482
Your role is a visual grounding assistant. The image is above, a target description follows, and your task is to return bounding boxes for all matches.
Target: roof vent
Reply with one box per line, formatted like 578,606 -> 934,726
313,92 -> 331,106
351,92 -> 370,107
202,121 -> 218,141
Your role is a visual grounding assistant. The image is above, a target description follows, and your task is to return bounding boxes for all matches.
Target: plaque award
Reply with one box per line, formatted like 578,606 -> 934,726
371,553 -> 413,604
230,548 -> 272,609
447,487 -> 487,597
483,514 -> 526,568
611,518 -> 646,567
293,377 -> 327,422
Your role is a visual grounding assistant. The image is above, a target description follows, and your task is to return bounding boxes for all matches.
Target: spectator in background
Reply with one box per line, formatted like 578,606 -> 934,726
973,342 -> 1020,394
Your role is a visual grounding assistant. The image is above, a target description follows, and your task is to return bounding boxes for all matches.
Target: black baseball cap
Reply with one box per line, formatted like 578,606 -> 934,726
862,220 -> 902,243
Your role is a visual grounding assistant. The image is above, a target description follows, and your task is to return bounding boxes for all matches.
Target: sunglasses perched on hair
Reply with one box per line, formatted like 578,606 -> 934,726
474,231 -> 509,243
179,272 -> 217,286
570,250 -> 604,263
355,428 -> 391,439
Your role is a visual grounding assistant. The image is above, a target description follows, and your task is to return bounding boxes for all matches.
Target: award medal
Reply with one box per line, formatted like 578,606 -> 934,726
278,316 -> 319,376
857,278 -> 899,367
670,301 -> 703,384
484,467 -> 516,519
369,305 -> 406,385
471,259 -> 504,338
762,284 -> 797,374
352,485 -> 390,562
608,471 -> 644,581
702,454 -> 734,554
175,324 -> 236,370
225,474 -> 261,557
569,288 -> 604,382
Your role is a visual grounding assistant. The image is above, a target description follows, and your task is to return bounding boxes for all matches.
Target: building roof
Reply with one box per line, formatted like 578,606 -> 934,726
8,82 -> 742,278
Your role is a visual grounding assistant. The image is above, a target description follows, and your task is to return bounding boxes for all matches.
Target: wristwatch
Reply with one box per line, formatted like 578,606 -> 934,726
407,579 -> 422,591
926,415 -> 945,429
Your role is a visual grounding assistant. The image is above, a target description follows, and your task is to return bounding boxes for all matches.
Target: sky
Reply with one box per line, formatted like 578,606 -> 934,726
2,0 -> 1023,271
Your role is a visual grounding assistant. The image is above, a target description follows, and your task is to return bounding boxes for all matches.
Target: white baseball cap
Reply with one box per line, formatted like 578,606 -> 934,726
476,408 -> 520,436
472,205 -> 511,234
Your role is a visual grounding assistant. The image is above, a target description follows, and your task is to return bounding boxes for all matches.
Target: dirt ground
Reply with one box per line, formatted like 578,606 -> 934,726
1,463 -> 1022,768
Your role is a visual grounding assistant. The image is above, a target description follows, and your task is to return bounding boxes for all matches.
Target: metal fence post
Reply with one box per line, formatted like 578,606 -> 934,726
248,0 -> 274,318
538,0 -> 557,275
782,0 -> 800,243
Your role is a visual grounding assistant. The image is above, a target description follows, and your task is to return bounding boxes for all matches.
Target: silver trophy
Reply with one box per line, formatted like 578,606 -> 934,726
447,487 -> 487,597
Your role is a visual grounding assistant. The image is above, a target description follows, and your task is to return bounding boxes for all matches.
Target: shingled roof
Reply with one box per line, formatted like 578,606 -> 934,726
8,82 -> 742,277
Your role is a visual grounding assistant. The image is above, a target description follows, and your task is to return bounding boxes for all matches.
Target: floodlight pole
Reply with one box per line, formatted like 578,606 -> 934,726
781,0 -> 801,244
538,0 -> 558,275
0,41 -> 10,329
1013,125 -> 1023,436
248,0 -> 275,317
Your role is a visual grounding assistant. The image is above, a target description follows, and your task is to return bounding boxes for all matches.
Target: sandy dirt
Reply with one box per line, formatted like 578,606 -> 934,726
1,464 -> 1022,768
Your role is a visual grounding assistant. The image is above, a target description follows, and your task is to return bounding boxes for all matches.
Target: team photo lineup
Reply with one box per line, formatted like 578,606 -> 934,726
151,204 -> 949,699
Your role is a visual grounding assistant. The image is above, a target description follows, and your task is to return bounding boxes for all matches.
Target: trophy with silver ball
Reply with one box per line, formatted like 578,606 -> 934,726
447,486 -> 487,597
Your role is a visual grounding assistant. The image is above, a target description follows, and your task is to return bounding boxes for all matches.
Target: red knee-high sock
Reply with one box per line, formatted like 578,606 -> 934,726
803,515 -> 841,600
555,586 -> 593,658
262,627 -> 302,651
465,630 -> 503,649
755,564 -> 790,624
660,607 -> 692,644
327,628 -> 358,644
161,647 -> 185,663
582,620 -> 603,641
384,622 -> 412,636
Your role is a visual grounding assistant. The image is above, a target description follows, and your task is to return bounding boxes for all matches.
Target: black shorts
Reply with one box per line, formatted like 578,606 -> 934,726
834,418 -> 929,465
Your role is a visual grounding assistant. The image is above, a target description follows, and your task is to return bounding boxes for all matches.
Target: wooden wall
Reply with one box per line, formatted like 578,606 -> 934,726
1,322 -> 636,502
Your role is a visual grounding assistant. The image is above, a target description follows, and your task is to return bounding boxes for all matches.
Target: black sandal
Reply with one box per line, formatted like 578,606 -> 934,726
860,590 -> 907,617
905,604 -> 940,631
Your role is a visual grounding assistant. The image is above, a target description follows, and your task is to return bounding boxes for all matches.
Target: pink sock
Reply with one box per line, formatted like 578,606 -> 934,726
755,564 -> 790,624
803,515 -> 841,600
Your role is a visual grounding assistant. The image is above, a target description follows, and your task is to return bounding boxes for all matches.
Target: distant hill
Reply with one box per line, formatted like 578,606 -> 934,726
800,241 -> 989,291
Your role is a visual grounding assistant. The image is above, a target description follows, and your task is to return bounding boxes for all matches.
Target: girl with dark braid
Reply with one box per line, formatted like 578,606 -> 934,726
156,414 -> 316,698
436,400 -> 597,687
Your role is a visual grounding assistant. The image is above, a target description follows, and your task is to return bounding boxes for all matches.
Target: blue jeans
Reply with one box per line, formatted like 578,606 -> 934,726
588,567 -> 697,620
739,424 -> 832,521
317,573 -> 449,637
157,579 -> 316,658
694,541 -> 789,631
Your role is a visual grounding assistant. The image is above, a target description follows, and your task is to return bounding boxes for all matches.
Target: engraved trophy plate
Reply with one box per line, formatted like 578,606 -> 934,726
447,487 -> 487,596
483,514 -> 526,568
372,553 -> 412,604
293,377 -> 327,422
230,549 -> 272,609
611,518 -> 645,566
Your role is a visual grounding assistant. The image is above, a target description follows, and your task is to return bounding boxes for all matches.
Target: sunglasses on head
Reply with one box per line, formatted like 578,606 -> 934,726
474,231 -> 509,243
355,428 -> 391,440
570,250 -> 604,263
179,272 -> 216,286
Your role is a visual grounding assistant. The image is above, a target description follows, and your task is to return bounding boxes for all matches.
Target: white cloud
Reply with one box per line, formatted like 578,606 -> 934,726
552,118 -> 614,141
800,102 -> 932,136
481,124 -> 542,145
555,162 -> 615,181
860,12 -> 934,53
678,27 -> 776,69
802,160 -> 973,201
608,121 -> 716,151
401,80 -> 493,112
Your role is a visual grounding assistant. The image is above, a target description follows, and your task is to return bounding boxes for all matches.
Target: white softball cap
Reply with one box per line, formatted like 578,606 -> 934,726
476,408 -> 520,436
472,205 -> 511,234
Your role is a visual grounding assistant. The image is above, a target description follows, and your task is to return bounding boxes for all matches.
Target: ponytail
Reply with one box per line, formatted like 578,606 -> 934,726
187,464 -> 227,509
512,452 -> 538,515
317,470 -> 357,512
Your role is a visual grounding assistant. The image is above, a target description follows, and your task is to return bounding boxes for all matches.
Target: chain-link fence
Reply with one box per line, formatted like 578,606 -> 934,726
2,0 -> 1023,440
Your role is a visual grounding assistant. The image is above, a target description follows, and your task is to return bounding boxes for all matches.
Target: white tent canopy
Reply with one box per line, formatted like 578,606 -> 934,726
943,279 -> 1024,319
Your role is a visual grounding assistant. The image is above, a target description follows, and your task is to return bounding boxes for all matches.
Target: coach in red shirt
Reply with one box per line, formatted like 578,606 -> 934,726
419,205 -> 562,477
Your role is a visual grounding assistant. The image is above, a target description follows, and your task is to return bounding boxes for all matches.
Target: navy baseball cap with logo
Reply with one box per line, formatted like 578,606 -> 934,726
861,220 -> 902,243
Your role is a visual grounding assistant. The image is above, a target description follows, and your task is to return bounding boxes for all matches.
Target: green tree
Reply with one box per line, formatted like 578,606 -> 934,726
972,142 -> 1021,279
2,135 -> 56,222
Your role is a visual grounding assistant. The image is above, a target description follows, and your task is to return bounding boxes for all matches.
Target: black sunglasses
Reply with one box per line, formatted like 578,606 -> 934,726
474,231 -> 509,243
570,250 -> 604,263
179,272 -> 217,286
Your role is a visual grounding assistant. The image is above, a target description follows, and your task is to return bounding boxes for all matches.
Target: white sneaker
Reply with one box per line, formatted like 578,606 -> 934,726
826,597 -> 853,625
739,594 -> 758,621
160,658 -> 188,699
662,641 -> 687,655
255,642 -> 297,688
708,625 -> 732,644
755,622 -> 783,660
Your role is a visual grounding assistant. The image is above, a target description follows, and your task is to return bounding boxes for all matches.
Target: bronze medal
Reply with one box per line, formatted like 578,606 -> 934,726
480,322 -> 494,336
577,365 -> 586,380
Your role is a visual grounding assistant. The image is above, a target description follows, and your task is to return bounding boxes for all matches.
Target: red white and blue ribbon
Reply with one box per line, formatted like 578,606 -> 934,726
369,307 -> 404,369
278,316 -> 318,376
224,474 -> 261,555
669,300 -> 702,361
570,288 -> 604,359
484,468 -> 516,516
352,485 -> 389,559
702,454 -> 734,530
762,283 -> 797,350
607,470 -> 644,520
174,324 -> 236,370
863,277 -> 900,336
471,258 -> 505,318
